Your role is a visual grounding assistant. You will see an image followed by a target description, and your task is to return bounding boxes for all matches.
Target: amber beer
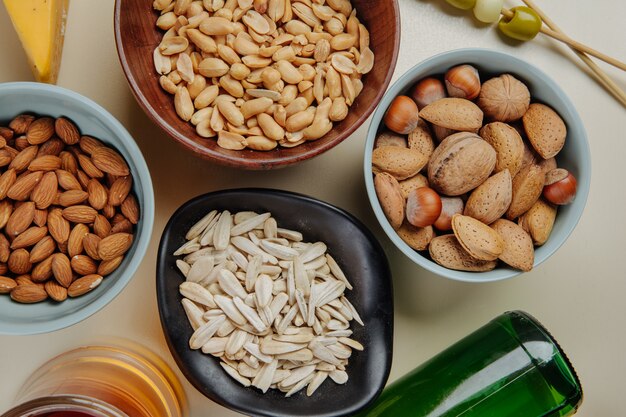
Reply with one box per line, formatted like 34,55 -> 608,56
1,344 -> 185,417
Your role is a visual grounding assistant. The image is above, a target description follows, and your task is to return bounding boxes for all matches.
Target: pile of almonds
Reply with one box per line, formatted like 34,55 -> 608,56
152,0 -> 373,150
0,114 -> 139,303
373,65 -> 578,272
174,210 -> 363,396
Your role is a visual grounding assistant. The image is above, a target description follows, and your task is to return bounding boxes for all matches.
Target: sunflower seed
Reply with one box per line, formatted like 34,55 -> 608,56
254,273 -> 273,308
329,369 -> 348,384
213,210 -> 232,250
244,342 -> 274,363
181,298 -> 206,330
186,255 -> 214,283
234,296 -> 267,332
260,239 -> 299,260
252,358 -> 278,393
180,281 -> 217,308
189,315 -> 226,349
221,362 -> 252,387
277,228 -> 303,241
173,238 -> 201,256
202,337 -> 228,354
231,212 -> 272,236
219,269 -> 248,299
176,259 -> 191,277
307,371 -> 329,396
285,373 -> 315,397
214,294 -> 247,326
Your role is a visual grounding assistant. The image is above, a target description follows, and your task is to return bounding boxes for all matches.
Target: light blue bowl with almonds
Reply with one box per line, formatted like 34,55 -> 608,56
0,82 -> 154,334
364,48 -> 591,282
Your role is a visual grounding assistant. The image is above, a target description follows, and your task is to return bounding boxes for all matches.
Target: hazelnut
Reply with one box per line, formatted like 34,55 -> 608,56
406,187 -> 442,228
445,65 -> 481,100
384,96 -> 419,134
477,74 -> 530,122
410,77 -> 446,110
543,168 -> 577,205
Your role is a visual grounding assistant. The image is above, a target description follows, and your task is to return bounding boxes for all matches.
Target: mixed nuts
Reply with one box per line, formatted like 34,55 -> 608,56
0,114 -> 138,303
152,0 -> 374,151
373,65 -> 578,272
174,210 -> 363,396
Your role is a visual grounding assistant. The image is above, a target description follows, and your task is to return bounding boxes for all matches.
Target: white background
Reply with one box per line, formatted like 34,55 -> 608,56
1,0 -> 625,415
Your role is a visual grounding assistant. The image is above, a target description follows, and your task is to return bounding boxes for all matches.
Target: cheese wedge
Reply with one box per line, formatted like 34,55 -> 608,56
3,0 -> 69,84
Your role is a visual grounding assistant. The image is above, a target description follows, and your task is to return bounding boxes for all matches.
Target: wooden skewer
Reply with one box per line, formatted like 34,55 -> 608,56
521,0 -> 626,108
501,8 -> 626,72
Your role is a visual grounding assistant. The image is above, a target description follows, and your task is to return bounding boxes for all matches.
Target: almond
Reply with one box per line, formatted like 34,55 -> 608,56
60,151 -> 78,174
87,179 -> 108,210
31,255 -> 54,282
0,200 -> 14,229
29,236 -> 56,263
68,223 -> 89,258
0,263 -> 8,275
26,117 -> 55,145
37,137 -> 64,157
76,170 -> 91,189
427,132 -> 496,196
68,274 -> 103,297
0,127 -> 13,142
110,218 -> 133,234
48,208 -> 70,244
102,203 -> 116,219
491,219 -> 534,272
0,149 -> 12,166
93,215 -> 112,238
45,280 -> 68,302
372,146 -> 429,180
398,174 -> 429,200
56,169 -> 83,191
83,234 -> 102,260
0,168 -> 17,199
10,284 -> 48,303
506,163 -> 545,220
121,195 -> 140,224
451,214 -> 504,261
91,146 -> 130,176
77,154 -> 104,178
374,172 -> 405,230
97,255 -> 124,275
71,255 -> 98,275
31,171 -> 58,209
28,155 -> 62,171
9,145 -> 38,172
6,201 -> 35,237
522,103 -> 566,159
397,222 -> 434,251
55,117 -> 81,145
429,234 -> 497,272
14,136 -> 30,151
8,248 -> 32,274
0,234 -> 9,263
62,205 -> 98,223
58,190 -> 89,207
7,171 -> 43,200
79,136 -> 104,155
34,209 -> 48,226
420,98 -> 484,131
9,114 -> 35,134
479,122 -> 525,176
464,169 -> 512,225
97,233 -> 133,261
51,253 -> 73,287
11,226 -> 48,249
108,176 -> 132,206
0,276 -> 17,294
518,199 -> 557,246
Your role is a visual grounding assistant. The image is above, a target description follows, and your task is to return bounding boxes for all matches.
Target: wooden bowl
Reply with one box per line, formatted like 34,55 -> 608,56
114,0 -> 400,170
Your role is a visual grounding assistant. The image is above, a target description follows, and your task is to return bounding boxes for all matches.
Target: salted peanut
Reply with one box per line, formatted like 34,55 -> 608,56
199,16 -> 235,35
198,58 -> 230,77
273,106 -> 287,128
273,46 -> 297,62
285,108 -> 316,132
175,87 -> 194,121
262,67 -> 282,86
247,135 -> 278,151
258,113 -> 285,140
276,60 -> 304,84
325,67 -> 341,99
285,97 -> 309,118
329,97 -> 349,122
217,131 -> 247,150
242,55 -> 273,69
217,44 -> 242,65
194,85 -> 220,110
191,107 -> 213,126
260,45 -> 282,58
187,74 -> 207,99
159,36 -> 189,55
241,98 -> 274,119
217,101 -> 245,126
234,34 -> 260,56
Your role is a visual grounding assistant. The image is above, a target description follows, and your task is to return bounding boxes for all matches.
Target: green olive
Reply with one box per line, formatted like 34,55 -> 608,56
445,0 -> 477,10
498,6 -> 542,41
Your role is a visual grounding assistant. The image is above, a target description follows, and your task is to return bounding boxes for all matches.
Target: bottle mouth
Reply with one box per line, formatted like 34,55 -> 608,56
0,395 -> 128,417
508,310 -> 584,410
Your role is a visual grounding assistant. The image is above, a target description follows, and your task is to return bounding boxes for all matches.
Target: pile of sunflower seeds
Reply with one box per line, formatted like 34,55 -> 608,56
174,210 -> 364,396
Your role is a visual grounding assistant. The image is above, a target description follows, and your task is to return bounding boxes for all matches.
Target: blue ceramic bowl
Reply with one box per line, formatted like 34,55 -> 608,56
0,82 -> 155,334
364,49 -> 591,282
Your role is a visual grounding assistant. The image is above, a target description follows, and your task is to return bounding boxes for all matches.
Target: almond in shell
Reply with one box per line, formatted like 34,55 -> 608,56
419,98 -> 484,131
97,233 -> 133,261
91,147 -> 130,177
522,103 -> 566,159
397,222 -> 434,251
68,274 -> 103,297
10,284 -> 48,303
451,214 -> 504,261
374,130 -> 407,148
479,122 -> 524,176
374,172 -> 404,230
427,132 -> 496,196
398,173 -> 429,200
518,199 -> 557,246
429,234 -> 497,272
491,219 -> 534,271
464,169 -> 512,225
506,163 -> 545,220
407,119 -> 435,160
372,146 -> 429,180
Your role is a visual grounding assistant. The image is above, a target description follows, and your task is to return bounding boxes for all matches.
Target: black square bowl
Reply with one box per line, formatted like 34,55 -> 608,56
156,189 -> 393,417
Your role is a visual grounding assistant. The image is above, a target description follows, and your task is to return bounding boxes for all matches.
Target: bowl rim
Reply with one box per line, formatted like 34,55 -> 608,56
113,0 -> 402,169
156,188 -> 394,417
0,81 -> 155,335
364,48 -> 591,283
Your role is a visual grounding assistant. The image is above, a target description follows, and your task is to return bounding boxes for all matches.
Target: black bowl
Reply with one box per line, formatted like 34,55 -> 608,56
157,189 -> 393,417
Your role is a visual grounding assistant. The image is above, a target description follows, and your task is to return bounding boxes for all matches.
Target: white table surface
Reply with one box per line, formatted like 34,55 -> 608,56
1,0 -> 625,415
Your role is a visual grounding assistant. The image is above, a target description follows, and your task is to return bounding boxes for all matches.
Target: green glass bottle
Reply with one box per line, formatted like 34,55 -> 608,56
357,311 -> 582,417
